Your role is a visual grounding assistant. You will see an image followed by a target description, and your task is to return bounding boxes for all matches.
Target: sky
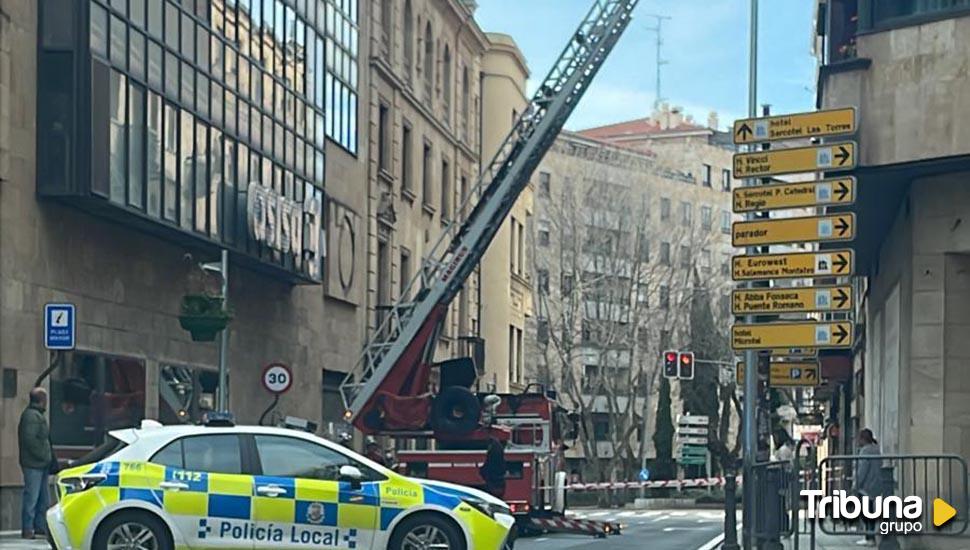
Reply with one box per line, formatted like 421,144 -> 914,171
474,0 -> 818,132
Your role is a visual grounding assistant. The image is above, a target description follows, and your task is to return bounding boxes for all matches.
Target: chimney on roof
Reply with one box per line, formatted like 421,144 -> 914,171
460,0 -> 478,13
708,111 -> 719,130
669,106 -> 684,129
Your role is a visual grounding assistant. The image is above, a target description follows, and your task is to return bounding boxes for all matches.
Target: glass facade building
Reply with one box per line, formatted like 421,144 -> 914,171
37,0 -> 359,282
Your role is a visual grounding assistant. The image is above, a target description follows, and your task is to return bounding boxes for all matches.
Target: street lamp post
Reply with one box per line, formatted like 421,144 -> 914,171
202,249 -> 230,413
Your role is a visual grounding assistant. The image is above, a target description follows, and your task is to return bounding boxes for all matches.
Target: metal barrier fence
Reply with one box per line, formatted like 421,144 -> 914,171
751,460 -> 798,545
817,454 -> 969,537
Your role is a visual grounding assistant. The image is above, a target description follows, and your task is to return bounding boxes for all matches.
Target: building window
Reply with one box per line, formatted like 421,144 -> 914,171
442,45 -> 452,125
511,218 -> 526,275
400,247 -> 412,299
324,0 -> 360,153
538,171 -> 551,196
660,241 -> 671,265
51,351 -> 146,449
461,65 -> 470,142
458,174 -> 468,219
403,0 -> 414,83
441,157 -> 451,221
721,210 -> 732,234
637,235 -> 650,262
537,268 -> 550,294
680,245 -> 691,269
380,0 -> 393,57
702,164 -> 712,187
659,285 -> 670,309
660,197 -> 670,220
681,201 -> 692,226
701,206 -> 712,230
509,325 -> 524,385
423,22 -> 433,103
721,253 -> 731,276
401,120 -> 413,195
701,249 -> 712,273
538,227 -> 550,247
378,102 -> 390,174
722,168 -> 731,191
422,141 -> 433,208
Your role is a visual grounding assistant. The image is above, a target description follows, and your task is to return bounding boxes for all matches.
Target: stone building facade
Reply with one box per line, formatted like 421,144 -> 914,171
479,33 -> 533,394
528,121 -> 737,464
0,0 -> 523,528
815,2 -> 970,469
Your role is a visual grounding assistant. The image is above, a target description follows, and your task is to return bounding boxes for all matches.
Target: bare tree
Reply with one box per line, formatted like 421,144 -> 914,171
532,159 -> 730,487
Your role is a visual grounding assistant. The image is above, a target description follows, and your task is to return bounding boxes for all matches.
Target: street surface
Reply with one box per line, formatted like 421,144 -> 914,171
518,508 -> 727,550
0,509 -> 729,550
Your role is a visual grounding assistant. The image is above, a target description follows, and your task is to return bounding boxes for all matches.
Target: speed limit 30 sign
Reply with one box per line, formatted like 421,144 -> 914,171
261,363 -> 293,394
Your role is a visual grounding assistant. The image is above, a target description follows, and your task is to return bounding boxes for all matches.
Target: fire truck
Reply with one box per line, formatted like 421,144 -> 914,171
339,0 -> 639,536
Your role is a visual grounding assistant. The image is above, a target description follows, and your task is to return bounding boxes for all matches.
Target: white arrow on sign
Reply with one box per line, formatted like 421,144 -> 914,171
678,427 -> 709,436
676,436 -> 708,446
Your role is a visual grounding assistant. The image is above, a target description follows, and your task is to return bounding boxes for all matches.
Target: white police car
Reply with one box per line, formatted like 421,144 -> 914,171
47,419 -> 515,550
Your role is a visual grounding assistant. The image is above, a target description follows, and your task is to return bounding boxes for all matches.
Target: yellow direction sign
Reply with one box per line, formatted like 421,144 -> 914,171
733,214 -> 855,247
736,361 -> 822,387
733,142 -> 857,178
770,362 -> 821,387
734,107 -> 856,145
733,177 -> 855,213
732,285 -> 852,315
732,321 -> 854,350
732,250 -> 853,281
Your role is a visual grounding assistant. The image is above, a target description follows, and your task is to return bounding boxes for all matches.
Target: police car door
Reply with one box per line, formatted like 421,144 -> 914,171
151,434 -> 254,550
252,435 -> 379,550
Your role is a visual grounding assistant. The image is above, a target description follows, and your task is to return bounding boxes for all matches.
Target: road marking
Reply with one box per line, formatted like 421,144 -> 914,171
587,511 -> 608,517
651,514 -> 670,522
535,538 -> 548,542
617,511 -> 636,517
671,511 -> 688,517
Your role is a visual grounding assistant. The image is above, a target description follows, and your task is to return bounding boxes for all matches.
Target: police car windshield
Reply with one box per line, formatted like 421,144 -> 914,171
73,436 -> 128,467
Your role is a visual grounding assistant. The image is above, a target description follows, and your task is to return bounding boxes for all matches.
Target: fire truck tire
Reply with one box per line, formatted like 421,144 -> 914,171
431,386 -> 481,435
389,512 -> 466,550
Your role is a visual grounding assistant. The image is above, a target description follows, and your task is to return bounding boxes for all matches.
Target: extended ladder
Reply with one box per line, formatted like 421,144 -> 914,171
340,0 -> 640,428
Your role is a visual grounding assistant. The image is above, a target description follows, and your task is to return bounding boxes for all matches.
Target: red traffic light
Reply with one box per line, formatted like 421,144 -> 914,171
681,355 -> 691,364
663,350 -> 679,378
678,352 -> 695,380
666,352 -> 677,361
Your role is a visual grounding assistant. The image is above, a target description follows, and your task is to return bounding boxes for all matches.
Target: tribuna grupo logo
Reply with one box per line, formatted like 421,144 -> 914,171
802,490 -> 924,535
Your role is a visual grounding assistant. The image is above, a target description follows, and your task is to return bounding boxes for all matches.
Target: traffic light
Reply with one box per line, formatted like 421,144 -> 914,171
678,352 -> 695,380
663,351 -> 678,378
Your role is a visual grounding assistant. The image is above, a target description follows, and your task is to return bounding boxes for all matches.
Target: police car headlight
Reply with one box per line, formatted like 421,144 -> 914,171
463,497 -> 510,519
58,474 -> 107,495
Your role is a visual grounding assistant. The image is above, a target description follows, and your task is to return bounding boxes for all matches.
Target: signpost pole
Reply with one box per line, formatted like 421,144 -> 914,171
217,249 -> 230,413
741,1 -> 759,548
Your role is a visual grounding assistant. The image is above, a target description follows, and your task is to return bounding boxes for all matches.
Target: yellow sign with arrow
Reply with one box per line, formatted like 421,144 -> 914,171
733,107 -> 856,145
732,285 -> 852,315
733,142 -> 856,178
733,214 -> 855,247
733,177 -> 855,213
736,360 -> 822,387
732,321 -> 853,350
732,250 -> 853,281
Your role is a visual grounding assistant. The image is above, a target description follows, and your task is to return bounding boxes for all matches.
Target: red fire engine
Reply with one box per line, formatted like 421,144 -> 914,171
339,0 -> 639,537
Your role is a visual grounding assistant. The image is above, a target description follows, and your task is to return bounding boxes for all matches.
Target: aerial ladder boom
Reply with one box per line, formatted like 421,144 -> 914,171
340,0 -> 639,434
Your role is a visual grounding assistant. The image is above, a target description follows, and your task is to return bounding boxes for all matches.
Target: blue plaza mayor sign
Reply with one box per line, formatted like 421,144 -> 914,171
44,303 -> 75,350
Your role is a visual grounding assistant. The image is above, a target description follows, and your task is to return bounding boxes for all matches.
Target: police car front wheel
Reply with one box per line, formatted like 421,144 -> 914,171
389,514 -> 465,550
93,511 -> 173,550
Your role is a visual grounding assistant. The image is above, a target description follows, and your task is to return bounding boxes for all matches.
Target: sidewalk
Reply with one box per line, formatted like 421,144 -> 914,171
0,532 -> 47,550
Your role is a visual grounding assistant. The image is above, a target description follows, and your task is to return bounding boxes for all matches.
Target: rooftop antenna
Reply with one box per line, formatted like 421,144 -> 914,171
644,14 -> 672,112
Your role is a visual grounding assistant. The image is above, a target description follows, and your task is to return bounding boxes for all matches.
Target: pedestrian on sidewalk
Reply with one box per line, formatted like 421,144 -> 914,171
18,387 -> 56,539
851,428 -> 881,547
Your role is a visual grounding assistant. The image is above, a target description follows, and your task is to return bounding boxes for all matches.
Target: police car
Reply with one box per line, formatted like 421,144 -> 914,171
46,419 -> 515,550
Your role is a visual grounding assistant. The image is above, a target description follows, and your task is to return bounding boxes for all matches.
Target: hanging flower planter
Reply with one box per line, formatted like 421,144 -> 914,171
178,294 -> 232,342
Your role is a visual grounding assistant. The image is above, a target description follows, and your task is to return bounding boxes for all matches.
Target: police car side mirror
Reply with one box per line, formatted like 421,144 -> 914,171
339,465 -> 365,489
